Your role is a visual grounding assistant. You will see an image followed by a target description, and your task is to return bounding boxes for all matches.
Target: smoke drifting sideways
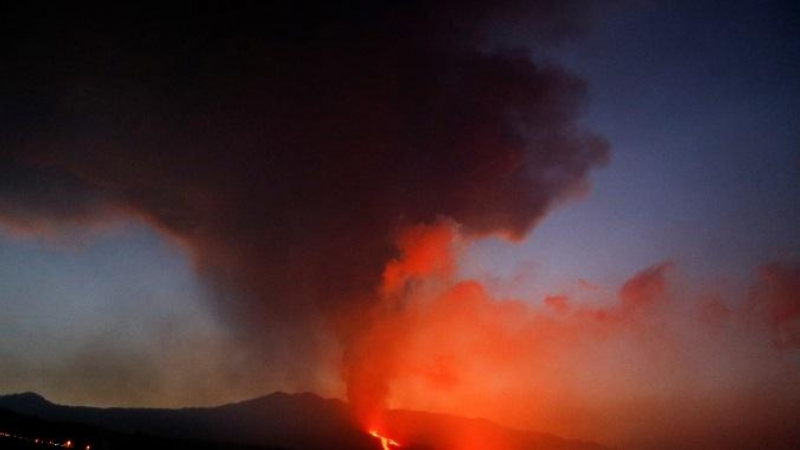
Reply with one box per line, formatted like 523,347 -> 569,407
3,2 -> 796,448
0,0 -> 607,395
349,222 -> 800,450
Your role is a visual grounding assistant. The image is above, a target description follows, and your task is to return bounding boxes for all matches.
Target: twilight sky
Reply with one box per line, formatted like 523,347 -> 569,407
1,2 -> 798,449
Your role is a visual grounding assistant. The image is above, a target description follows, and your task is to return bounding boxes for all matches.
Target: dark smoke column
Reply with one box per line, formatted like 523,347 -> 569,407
0,1 -> 608,396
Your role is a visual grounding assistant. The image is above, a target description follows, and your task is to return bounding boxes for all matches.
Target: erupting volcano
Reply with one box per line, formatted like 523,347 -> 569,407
370,430 -> 401,450
1,1 -> 799,449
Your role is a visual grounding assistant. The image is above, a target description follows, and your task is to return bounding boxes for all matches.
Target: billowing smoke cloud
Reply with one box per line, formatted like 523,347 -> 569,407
348,222 -> 800,449
6,3 -> 796,449
0,1 -> 607,390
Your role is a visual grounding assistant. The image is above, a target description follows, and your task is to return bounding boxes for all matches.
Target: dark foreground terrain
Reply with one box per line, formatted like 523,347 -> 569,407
0,392 -> 608,450
0,407 -> 277,450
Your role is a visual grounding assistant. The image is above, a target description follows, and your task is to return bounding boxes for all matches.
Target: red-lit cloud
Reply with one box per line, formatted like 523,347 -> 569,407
344,222 -> 800,449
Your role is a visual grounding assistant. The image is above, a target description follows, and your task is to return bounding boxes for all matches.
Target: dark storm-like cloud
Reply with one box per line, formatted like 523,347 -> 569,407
0,2 -> 608,371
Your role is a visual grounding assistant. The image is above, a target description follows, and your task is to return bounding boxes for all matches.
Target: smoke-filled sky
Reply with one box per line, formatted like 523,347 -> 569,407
1,1 -> 798,449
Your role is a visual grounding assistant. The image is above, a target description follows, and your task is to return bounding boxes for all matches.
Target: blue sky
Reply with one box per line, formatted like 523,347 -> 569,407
465,0 -> 799,300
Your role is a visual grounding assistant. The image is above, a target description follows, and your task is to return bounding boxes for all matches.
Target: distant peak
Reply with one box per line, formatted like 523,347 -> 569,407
0,392 -> 54,411
280,391 -> 324,400
219,391 -> 347,412
252,391 -> 326,402
2,392 -> 49,402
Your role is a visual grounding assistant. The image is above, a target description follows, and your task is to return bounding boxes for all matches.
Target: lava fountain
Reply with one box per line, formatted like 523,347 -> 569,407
370,430 -> 401,450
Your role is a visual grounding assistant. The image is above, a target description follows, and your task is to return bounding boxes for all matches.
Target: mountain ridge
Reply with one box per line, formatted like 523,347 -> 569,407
0,391 -> 611,450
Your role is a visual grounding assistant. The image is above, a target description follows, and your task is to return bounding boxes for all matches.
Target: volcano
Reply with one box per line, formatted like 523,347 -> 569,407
0,392 -> 610,450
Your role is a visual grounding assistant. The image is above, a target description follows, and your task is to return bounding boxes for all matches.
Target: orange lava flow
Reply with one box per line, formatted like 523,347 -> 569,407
370,430 -> 400,450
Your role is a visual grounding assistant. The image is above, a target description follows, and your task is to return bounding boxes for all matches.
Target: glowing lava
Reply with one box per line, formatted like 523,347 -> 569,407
370,430 -> 400,450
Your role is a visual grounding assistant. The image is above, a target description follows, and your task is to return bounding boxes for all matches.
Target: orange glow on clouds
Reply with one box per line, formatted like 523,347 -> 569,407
343,221 -> 800,449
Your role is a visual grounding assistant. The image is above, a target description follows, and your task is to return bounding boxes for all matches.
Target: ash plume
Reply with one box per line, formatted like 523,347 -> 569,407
0,1 -> 607,392
2,4 -> 798,449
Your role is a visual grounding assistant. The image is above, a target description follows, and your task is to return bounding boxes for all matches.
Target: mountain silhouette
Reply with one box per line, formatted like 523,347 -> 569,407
0,392 -> 610,450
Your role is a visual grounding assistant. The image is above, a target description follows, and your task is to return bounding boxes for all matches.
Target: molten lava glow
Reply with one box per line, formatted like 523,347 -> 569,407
370,430 -> 400,450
